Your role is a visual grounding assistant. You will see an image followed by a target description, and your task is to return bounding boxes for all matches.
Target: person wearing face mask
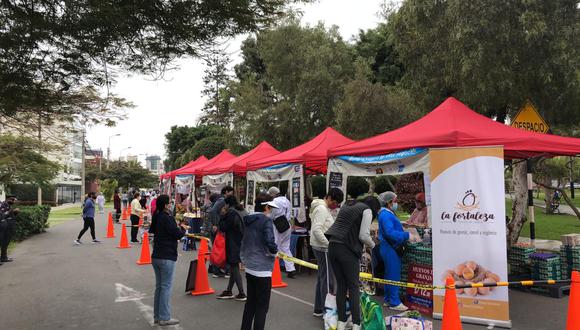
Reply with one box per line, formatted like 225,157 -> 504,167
377,191 -> 410,311
404,192 -> 428,228
309,188 -> 344,317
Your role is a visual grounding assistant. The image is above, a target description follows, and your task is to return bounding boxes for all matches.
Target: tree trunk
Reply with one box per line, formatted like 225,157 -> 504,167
507,161 -> 528,246
366,178 -> 375,194
542,177 -> 554,215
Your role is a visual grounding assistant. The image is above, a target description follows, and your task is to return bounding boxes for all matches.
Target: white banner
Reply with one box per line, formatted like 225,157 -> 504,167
246,163 -> 306,223
202,172 -> 234,195
430,146 -> 510,328
174,175 -> 193,195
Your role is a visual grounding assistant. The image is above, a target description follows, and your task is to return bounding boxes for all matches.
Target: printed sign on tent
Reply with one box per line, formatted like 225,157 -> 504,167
430,146 -> 510,328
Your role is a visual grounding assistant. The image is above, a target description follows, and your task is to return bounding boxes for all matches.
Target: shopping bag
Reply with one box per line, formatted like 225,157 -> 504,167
360,293 -> 386,330
324,293 -> 337,311
209,231 -> 226,268
323,309 -> 338,330
386,315 -> 432,330
185,260 -> 197,292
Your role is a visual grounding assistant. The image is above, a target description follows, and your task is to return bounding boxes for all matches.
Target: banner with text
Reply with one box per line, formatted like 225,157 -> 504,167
430,146 -> 510,328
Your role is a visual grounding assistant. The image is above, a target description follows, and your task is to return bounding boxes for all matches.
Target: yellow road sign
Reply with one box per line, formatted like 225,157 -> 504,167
511,100 -> 549,133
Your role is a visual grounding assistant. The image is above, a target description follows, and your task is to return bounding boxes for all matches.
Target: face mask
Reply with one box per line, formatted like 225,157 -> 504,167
392,202 -> 399,211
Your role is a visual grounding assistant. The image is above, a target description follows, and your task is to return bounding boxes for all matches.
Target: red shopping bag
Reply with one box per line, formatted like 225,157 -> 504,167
209,231 -> 226,269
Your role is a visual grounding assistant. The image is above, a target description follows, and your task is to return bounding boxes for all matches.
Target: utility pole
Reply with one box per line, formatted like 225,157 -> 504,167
37,113 -> 42,205
81,129 -> 86,198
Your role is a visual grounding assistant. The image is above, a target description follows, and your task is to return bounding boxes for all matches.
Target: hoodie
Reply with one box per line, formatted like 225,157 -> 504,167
240,212 -> 278,277
309,199 -> 334,251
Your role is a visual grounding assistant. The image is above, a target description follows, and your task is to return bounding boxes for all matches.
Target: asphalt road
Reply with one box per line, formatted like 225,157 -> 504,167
0,209 -> 571,330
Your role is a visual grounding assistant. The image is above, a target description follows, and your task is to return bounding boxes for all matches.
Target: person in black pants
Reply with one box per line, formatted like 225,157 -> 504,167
113,189 -> 122,223
0,195 -> 19,263
74,192 -> 100,245
130,192 -> 145,243
240,193 -> 279,330
325,197 -> 379,330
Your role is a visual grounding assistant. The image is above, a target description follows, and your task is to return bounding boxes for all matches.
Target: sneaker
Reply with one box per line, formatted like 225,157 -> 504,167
91,239 -> 101,244
212,273 -> 225,278
0,257 -> 13,262
154,320 -> 159,325
159,319 -> 180,326
389,303 -> 409,312
234,293 -> 247,301
217,291 -> 234,299
313,311 -> 324,317
73,239 -> 82,245
287,271 -> 296,279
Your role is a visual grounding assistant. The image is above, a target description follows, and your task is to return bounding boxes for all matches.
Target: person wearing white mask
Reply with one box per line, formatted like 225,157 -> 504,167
377,191 -> 412,311
267,186 -> 296,278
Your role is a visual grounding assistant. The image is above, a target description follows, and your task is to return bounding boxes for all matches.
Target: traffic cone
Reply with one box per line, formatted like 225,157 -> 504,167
567,271 -> 580,330
121,208 -> 128,221
136,232 -> 152,265
116,223 -> 130,249
106,212 -> 115,238
198,238 -> 209,257
442,276 -> 462,330
191,252 -> 215,296
271,257 -> 288,288
138,216 -> 143,227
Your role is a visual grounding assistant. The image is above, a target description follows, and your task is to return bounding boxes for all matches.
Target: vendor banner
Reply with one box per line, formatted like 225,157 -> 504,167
161,178 -> 171,195
430,146 -> 510,328
202,172 -> 234,195
246,163 -> 306,223
175,175 -> 193,195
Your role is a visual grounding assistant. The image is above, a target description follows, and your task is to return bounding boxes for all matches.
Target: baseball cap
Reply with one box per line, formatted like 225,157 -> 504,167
261,201 -> 279,208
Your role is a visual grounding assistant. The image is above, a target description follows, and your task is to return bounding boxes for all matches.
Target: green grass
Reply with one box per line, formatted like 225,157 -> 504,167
47,206 -> 83,226
536,190 -> 580,208
507,199 -> 580,240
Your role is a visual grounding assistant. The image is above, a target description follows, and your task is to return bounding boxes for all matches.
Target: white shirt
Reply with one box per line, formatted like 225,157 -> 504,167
271,196 -> 292,221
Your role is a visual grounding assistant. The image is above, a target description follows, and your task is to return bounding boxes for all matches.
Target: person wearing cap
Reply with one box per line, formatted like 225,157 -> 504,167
405,192 -> 428,228
267,186 -> 296,278
240,193 -> 278,330
377,191 -> 411,311
0,194 -> 19,263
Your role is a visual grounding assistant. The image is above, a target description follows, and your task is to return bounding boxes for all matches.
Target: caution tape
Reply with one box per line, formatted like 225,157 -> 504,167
185,233 -> 211,241
276,253 -> 444,290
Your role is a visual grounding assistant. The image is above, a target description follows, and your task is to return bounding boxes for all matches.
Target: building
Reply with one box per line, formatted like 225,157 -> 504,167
146,155 -> 164,175
126,155 -> 138,163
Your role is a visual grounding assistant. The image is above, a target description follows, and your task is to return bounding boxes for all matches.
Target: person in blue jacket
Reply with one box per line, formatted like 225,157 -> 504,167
378,191 -> 410,311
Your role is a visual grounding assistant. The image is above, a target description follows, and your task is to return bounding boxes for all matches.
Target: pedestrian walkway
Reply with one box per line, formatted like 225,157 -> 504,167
51,203 -> 82,211
533,199 -> 578,217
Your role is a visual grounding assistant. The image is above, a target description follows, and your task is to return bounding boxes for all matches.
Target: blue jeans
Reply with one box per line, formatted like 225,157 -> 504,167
152,258 -> 176,321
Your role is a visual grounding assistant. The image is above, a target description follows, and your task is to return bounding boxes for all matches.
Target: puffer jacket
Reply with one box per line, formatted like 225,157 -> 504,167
309,199 -> 334,251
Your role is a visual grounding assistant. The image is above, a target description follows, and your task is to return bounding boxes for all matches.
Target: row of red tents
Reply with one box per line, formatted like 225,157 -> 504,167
161,97 -> 580,180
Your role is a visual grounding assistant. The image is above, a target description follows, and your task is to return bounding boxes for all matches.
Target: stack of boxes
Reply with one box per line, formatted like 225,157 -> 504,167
508,242 -> 536,276
560,234 -> 580,279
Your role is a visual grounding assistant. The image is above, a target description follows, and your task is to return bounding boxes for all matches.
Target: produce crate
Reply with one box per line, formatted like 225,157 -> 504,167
560,246 -> 580,280
530,253 -> 563,280
508,243 -> 536,276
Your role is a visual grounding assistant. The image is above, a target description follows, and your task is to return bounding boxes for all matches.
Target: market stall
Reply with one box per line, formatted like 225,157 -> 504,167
328,97 -> 580,328
201,141 -> 279,200
159,156 -> 208,196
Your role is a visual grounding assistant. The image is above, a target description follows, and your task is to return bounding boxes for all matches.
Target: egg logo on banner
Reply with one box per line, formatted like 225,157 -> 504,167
440,190 -> 495,223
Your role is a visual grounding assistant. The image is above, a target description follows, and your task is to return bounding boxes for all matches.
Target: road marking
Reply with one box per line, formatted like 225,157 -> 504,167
115,283 -> 183,329
271,289 -> 314,307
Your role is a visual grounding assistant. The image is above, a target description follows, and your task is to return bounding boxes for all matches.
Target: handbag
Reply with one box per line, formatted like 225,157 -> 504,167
185,260 -> 197,292
209,231 -> 227,268
273,215 -> 290,233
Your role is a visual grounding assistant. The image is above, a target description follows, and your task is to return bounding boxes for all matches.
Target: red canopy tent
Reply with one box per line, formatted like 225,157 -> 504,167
247,127 -> 354,173
202,141 -> 280,176
329,97 -> 580,159
192,150 -> 236,177
161,156 -> 208,179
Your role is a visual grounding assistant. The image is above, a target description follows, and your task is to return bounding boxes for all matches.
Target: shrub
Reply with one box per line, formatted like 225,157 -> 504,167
12,205 -> 51,241
394,172 -> 424,213
310,175 -> 327,199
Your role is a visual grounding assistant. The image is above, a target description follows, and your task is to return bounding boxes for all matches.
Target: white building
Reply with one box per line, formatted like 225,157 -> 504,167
146,155 -> 164,175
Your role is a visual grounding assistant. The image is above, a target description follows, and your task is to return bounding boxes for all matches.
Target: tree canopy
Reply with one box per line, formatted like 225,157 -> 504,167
86,160 -> 158,189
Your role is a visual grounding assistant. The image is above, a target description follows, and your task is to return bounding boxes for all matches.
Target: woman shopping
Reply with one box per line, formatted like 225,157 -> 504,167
150,194 -> 187,326
325,196 -> 379,330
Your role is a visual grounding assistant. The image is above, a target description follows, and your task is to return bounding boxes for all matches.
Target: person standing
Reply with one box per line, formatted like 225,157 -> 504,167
267,186 -> 296,278
130,192 -> 145,243
217,195 -> 247,301
0,195 -> 19,263
325,196 -> 379,330
404,192 -> 428,228
122,190 -> 128,210
74,192 -> 100,245
240,193 -> 278,330
96,192 -> 105,214
209,186 -> 234,277
309,188 -> 344,317
113,189 -> 122,223
378,191 -> 413,311
150,194 -> 187,326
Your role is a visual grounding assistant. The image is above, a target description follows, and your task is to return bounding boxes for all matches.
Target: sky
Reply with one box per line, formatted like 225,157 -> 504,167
86,0 -> 384,166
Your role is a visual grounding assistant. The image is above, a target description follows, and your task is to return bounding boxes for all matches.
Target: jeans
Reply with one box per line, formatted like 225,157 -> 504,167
241,274 -> 271,330
130,215 -> 139,242
77,217 -> 95,240
313,249 -> 334,313
328,242 -> 361,325
227,263 -> 244,294
152,258 -> 176,321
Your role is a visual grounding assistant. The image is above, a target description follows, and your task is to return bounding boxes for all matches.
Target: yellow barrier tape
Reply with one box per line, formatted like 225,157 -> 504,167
185,234 -> 211,241
276,253 -> 444,290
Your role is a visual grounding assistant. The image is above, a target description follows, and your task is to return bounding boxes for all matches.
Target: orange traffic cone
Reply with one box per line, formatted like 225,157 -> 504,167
106,212 -> 115,238
138,216 -> 143,227
271,257 -> 288,288
567,271 -> 580,330
442,276 -> 462,330
198,238 -> 209,257
136,232 -> 152,265
117,223 -> 130,249
121,208 -> 128,221
191,252 -> 215,296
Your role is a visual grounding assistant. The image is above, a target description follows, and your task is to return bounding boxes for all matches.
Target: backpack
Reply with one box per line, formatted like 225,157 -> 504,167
360,293 -> 386,330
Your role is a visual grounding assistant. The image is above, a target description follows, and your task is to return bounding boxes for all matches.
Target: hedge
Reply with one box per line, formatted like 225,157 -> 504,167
12,205 -> 51,241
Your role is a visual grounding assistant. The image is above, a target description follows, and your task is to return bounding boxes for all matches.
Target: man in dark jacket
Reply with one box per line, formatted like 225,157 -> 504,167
240,193 -> 278,330
0,195 -> 19,263
113,189 -> 122,223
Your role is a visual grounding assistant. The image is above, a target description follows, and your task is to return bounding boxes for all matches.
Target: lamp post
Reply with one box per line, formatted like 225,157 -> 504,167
107,133 -> 121,169
119,147 -> 132,161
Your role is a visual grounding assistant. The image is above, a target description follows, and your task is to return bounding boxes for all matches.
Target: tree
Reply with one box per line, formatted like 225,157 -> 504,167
87,160 -> 158,190
0,0 -> 310,119
163,125 -> 226,170
100,179 -> 118,202
0,135 -> 60,188
199,48 -> 233,128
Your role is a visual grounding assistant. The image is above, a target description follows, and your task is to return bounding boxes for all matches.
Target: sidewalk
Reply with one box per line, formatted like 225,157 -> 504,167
533,199 -> 577,216
51,203 -> 82,211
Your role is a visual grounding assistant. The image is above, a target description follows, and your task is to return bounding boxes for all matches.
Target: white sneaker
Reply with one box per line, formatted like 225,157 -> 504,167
73,239 -> 82,245
337,321 -> 347,330
389,303 -> 409,311
352,324 -> 361,330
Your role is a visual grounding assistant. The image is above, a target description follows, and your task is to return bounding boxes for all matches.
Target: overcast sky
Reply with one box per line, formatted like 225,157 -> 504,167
86,0 -> 384,166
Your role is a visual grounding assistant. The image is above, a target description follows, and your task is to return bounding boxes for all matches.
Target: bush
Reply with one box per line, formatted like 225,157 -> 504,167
375,175 -> 398,194
347,177 -> 369,199
394,172 -> 424,213
311,176 -> 327,199
12,205 -> 51,241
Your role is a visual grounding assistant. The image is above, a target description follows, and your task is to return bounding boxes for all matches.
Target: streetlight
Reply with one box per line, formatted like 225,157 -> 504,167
119,147 -> 132,161
107,133 -> 121,169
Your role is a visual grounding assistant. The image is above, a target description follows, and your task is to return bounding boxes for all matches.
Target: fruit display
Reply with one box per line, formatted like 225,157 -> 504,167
441,261 -> 500,296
